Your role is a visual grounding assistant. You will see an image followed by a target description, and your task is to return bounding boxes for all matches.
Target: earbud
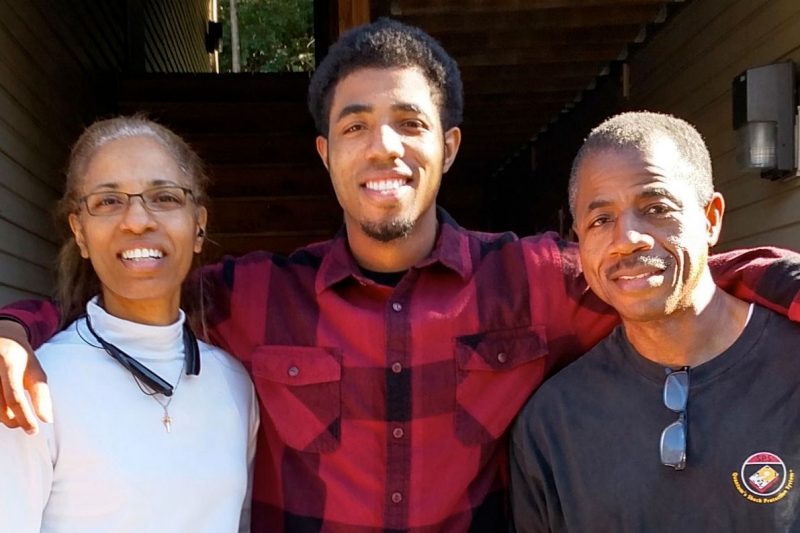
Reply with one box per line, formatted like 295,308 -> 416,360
197,228 -> 205,238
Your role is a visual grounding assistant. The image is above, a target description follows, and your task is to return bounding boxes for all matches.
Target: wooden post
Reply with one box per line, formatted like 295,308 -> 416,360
313,0 -> 337,66
314,0 -> 372,66
338,0 -> 370,34
229,0 -> 241,72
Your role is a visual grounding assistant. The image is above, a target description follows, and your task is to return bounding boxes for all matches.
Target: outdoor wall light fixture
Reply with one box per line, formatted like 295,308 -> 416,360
206,21 -> 223,53
732,61 -> 797,180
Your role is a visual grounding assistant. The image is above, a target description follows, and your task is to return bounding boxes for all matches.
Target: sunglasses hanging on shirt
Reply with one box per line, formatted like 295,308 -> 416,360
83,313 -> 201,396
660,366 -> 690,470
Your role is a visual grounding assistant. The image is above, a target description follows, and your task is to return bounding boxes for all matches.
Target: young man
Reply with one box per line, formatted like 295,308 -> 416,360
510,112 -> 800,532
1,21 -> 799,532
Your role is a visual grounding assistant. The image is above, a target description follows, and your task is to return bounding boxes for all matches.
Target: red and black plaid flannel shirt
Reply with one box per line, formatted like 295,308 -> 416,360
5,209 -> 800,531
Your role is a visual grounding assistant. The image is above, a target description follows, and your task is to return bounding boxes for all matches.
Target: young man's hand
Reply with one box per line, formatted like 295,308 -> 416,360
0,321 -> 52,435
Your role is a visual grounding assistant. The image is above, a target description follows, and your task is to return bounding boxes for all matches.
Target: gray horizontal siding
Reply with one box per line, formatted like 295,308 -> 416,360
0,0 -> 211,305
145,0 -> 211,73
628,0 -> 800,252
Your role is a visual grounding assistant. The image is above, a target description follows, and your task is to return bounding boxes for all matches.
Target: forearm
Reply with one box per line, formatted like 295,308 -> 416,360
0,302 -> 58,431
709,246 -> 800,320
0,299 -> 61,349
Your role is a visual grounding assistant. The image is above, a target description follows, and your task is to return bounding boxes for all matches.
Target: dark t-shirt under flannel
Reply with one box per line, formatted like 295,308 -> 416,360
511,305 -> 800,533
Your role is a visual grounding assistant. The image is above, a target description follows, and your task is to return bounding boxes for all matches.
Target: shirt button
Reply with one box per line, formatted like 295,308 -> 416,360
391,491 -> 403,504
391,362 -> 403,374
287,366 -> 300,377
497,352 -> 508,364
393,427 -> 404,439
392,302 -> 403,312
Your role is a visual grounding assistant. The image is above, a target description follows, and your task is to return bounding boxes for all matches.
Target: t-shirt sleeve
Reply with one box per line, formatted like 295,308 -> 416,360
0,422 -> 54,531
509,402 -> 562,533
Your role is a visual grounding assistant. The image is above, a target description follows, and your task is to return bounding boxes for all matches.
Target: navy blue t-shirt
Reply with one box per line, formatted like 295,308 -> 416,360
511,305 -> 800,532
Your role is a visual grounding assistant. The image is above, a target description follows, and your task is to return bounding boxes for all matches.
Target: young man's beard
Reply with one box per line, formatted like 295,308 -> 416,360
361,218 -> 415,242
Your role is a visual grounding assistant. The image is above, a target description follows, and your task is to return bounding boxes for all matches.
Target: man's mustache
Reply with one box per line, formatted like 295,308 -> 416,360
605,254 -> 671,277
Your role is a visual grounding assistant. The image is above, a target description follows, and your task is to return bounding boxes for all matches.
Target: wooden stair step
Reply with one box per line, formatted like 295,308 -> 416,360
208,164 -> 331,197
185,132 -> 319,165
117,101 -> 315,134
204,231 -> 336,259
208,195 -> 342,234
118,73 -> 311,102
117,72 -> 328,259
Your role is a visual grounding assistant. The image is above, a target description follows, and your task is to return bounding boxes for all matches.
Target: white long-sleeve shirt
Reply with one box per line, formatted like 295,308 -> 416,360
0,298 -> 258,532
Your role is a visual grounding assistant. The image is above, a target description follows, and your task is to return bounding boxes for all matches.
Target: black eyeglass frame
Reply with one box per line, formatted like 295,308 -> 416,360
660,366 -> 690,471
79,186 -> 195,217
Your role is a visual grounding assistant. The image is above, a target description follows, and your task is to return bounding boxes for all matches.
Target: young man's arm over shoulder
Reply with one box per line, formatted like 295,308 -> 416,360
0,251 -> 266,432
530,234 -> 800,366
707,246 -> 800,320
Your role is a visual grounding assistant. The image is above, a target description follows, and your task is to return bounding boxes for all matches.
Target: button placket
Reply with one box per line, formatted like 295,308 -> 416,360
385,286 -> 412,528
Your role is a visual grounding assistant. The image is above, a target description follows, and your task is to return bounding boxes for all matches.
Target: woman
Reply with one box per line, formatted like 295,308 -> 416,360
0,116 -> 258,531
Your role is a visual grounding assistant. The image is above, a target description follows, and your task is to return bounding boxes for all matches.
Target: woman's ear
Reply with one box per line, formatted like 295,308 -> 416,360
194,206 -> 208,254
68,213 -> 90,258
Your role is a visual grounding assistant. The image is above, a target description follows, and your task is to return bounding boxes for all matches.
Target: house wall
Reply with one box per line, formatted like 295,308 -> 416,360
145,0 -> 212,72
627,0 -> 800,251
0,0 -> 212,305
0,0 -> 127,304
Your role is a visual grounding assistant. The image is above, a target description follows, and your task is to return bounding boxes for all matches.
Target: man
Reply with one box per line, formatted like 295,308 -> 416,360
0,21 -> 798,532
510,112 -> 800,532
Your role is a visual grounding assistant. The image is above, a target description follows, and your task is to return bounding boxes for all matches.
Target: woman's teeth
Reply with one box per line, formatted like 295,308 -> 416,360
121,248 -> 164,260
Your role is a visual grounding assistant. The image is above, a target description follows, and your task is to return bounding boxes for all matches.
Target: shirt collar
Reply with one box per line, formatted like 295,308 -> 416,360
315,207 -> 473,294
83,296 -> 186,361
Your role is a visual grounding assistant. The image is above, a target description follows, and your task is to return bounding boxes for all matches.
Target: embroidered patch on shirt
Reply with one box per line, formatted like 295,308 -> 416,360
731,452 -> 795,503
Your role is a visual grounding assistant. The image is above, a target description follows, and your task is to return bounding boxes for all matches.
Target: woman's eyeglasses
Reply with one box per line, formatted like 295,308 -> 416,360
80,186 -> 194,216
660,366 -> 689,470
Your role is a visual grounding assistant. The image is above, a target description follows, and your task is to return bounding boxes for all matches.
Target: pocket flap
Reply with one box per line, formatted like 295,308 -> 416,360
455,326 -> 547,371
252,345 -> 341,386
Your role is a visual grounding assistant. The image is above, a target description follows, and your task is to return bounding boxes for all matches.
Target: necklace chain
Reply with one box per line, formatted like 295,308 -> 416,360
78,317 -> 186,433
150,363 -> 185,433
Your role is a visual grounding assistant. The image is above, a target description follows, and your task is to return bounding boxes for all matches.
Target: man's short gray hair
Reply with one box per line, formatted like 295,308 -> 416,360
568,111 -> 714,217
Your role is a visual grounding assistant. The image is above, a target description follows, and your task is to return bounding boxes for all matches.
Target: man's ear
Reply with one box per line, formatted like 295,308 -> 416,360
705,192 -> 725,247
315,135 -> 329,171
442,127 -> 462,173
68,213 -> 90,258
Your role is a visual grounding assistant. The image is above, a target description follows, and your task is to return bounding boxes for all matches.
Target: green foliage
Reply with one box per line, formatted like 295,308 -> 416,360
219,0 -> 314,73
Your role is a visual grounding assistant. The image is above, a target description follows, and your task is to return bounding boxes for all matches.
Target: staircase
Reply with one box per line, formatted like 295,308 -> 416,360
116,73 -> 342,260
